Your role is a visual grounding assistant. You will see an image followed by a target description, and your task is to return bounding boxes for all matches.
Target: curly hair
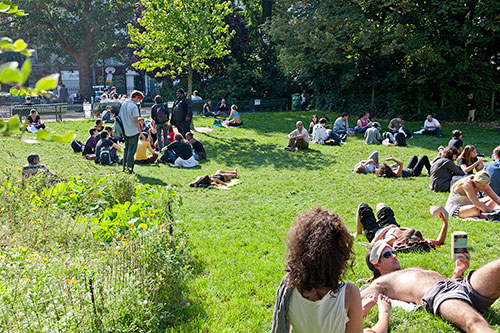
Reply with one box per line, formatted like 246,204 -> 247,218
375,163 -> 397,178
394,229 -> 424,246
285,207 -> 354,292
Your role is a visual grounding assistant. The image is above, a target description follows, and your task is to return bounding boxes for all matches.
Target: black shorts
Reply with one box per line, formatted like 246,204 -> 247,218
211,174 -> 225,182
422,270 -> 495,315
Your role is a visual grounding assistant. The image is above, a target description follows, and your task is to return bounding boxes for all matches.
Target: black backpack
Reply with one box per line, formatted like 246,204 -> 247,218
394,132 -> 407,146
156,103 -> 169,123
99,148 -> 112,165
71,140 -> 83,153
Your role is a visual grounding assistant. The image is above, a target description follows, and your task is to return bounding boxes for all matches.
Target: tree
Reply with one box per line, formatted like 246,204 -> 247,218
16,0 -> 135,99
128,0 -> 235,97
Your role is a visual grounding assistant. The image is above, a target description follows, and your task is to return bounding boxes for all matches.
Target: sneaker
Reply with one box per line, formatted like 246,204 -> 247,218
169,164 -> 177,167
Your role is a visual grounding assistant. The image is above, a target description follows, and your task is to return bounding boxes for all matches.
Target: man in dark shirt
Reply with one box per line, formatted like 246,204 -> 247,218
159,133 -> 194,164
151,95 -> 170,150
95,131 -> 121,164
82,128 -> 99,156
447,130 -> 463,153
185,132 -> 206,160
429,147 -> 465,192
171,89 -> 192,137
467,93 -> 476,125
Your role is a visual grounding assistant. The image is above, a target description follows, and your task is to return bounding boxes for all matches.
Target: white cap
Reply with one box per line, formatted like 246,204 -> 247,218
369,240 -> 392,264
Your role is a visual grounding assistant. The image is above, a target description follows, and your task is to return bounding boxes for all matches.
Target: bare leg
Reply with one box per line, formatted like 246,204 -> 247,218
469,258 -> 500,300
458,205 -> 483,219
211,178 -> 227,186
438,299 -> 493,332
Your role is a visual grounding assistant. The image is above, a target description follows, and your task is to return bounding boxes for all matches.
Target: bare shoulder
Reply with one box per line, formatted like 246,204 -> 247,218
344,283 -> 360,297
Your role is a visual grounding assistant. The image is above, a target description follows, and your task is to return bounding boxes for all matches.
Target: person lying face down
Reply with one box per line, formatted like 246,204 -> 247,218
361,240 -> 500,332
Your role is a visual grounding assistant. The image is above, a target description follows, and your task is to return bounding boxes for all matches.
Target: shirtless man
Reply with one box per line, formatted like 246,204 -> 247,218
362,240 -> 498,332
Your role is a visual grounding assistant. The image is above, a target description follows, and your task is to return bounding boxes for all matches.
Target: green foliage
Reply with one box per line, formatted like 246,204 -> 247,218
0,115 -> 76,143
129,0 -> 235,94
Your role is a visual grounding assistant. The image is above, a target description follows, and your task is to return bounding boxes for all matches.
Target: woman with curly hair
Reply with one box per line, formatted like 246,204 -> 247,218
272,207 -> 392,333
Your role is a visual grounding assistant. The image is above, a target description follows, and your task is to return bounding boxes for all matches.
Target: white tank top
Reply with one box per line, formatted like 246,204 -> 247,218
288,283 -> 349,333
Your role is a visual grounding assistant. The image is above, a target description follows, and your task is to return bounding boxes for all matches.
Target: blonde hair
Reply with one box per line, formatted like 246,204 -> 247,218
451,170 -> 490,192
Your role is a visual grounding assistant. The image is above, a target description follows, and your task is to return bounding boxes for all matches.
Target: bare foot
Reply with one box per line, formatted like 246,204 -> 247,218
232,168 -> 238,175
377,294 -> 392,317
362,294 -> 377,318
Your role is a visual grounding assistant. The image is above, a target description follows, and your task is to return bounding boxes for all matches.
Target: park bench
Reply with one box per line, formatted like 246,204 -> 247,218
12,103 -> 67,122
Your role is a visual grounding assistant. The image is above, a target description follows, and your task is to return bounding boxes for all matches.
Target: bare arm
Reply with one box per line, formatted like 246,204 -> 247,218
463,183 -> 492,213
386,158 -> 403,177
345,284 -> 364,333
429,212 -> 448,246
484,186 -> 500,207
451,252 -> 470,279
112,143 -> 122,152
133,117 -> 141,133
460,159 -> 483,173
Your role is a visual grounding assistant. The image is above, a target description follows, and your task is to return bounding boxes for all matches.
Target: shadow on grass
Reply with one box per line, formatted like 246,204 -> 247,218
202,133 -> 328,169
136,174 -> 168,186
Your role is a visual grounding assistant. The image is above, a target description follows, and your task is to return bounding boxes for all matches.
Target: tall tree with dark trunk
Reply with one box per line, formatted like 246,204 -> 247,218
16,0 -> 135,99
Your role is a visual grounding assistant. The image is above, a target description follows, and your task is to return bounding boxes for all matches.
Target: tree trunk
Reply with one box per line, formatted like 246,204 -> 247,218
75,53 -> 94,100
492,91 -> 495,114
187,65 -> 193,97
371,84 -> 375,107
261,0 -> 273,22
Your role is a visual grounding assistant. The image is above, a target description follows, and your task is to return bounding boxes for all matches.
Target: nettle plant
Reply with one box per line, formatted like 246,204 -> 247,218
0,0 -> 74,143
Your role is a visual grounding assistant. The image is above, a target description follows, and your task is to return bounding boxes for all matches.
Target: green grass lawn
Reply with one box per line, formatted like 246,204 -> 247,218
2,111 -> 500,332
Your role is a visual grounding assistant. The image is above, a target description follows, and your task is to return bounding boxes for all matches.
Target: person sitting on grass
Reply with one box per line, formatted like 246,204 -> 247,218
333,113 -> 349,134
101,105 -> 114,123
415,114 -> 442,137
189,169 -> 238,188
448,130 -> 463,153
223,104 -> 243,127
134,132 -> 158,165
160,133 -> 197,168
82,127 -> 99,156
355,112 -> 371,133
445,170 -> 500,220
353,203 -> 449,251
95,118 -> 104,132
185,132 -> 206,160
375,156 -> 430,178
95,131 -> 121,165
388,115 -> 411,138
285,121 -> 309,151
167,123 -> 175,143
203,100 -> 216,117
359,240 -> 500,332
485,145 -> 500,197
22,154 -> 54,179
312,118 -> 343,145
457,145 -> 484,175
354,151 -> 379,174
429,146 -> 465,192
308,114 -> 319,134
271,206 -> 392,333
365,122 -> 382,144
26,109 -> 46,130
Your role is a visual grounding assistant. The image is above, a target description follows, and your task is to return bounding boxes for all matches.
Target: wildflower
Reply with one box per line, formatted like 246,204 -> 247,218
17,168 -> 21,171
185,265 -> 190,269
149,213 -> 155,217
18,246 -> 27,252
32,220 -> 37,224
52,229 -> 56,233
160,229 -> 165,233
23,277 -> 31,281
83,266 -> 88,270
43,257 -> 48,262
122,241 -> 128,246
32,208 -> 36,211
175,245 -> 179,249
65,278 -> 76,285
114,251 -> 119,255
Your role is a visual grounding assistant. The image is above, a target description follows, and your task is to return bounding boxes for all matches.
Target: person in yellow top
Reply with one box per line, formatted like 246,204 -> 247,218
134,132 -> 158,164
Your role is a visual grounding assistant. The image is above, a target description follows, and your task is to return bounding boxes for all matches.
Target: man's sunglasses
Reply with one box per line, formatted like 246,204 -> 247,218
382,251 -> 397,259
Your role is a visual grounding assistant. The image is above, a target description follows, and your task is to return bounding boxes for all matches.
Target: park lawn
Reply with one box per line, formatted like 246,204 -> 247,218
1,111 -> 500,332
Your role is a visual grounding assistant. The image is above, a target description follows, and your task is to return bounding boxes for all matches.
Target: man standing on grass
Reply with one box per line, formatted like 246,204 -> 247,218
285,121 -> 309,151
361,240 -> 500,332
171,89 -> 192,137
119,90 -> 144,174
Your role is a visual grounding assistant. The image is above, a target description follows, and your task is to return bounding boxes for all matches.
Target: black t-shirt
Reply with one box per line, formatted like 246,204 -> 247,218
95,139 -> 114,158
167,141 -> 193,160
457,156 -> 478,175
448,138 -> 463,151
27,115 -> 40,124
191,139 -> 205,153
467,98 -> 476,110
203,104 -> 211,115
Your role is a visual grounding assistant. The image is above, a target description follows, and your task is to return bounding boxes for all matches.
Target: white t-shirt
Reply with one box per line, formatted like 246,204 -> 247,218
312,124 -> 328,144
288,284 -> 349,333
289,127 -> 310,143
424,118 -> 440,130
119,99 -> 140,137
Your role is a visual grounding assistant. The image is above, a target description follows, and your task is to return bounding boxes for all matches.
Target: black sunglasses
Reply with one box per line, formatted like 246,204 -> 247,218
382,251 -> 397,259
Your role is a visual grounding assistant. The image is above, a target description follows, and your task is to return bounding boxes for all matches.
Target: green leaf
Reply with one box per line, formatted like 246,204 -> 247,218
6,115 -> 21,133
36,129 -> 50,140
12,39 -> 27,52
20,58 -> 31,85
14,9 -> 25,16
0,2 -> 9,12
0,37 -> 12,47
50,130 -> 75,143
0,62 -> 21,84
7,4 -> 16,13
35,73 -> 59,91
9,87 -> 18,95
21,49 -> 33,56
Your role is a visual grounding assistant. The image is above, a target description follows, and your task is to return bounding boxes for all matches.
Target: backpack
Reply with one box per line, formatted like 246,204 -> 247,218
114,115 -> 125,138
99,148 -> 112,165
71,140 -> 83,153
394,132 -> 407,146
156,103 -> 169,123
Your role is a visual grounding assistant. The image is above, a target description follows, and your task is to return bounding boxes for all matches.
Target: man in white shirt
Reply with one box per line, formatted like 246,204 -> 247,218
422,114 -> 442,137
312,118 -> 343,145
285,121 -> 309,151
119,90 -> 144,173
191,90 -> 203,101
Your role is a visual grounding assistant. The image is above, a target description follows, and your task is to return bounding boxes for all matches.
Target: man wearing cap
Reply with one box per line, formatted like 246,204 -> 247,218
361,240 -> 500,332
119,90 -> 144,173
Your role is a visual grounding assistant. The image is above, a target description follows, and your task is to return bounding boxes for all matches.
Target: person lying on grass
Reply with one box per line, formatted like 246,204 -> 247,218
359,241 -> 500,332
353,203 -> 448,251
375,156 -> 430,178
189,169 -> 238,188
445,170 -> 500,220
285,121 -> 309,151
354,151 -> 379,174
272,206 -> 392,333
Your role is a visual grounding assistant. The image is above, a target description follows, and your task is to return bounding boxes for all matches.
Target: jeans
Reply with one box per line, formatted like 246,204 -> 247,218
123,134 -> 139,173
156,122 -> 169,150
405,155 -> 431,176
334,129 -> 347,134
326,131 -> 342,144
423,128 -> 442,138
160,150 -> 177,163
